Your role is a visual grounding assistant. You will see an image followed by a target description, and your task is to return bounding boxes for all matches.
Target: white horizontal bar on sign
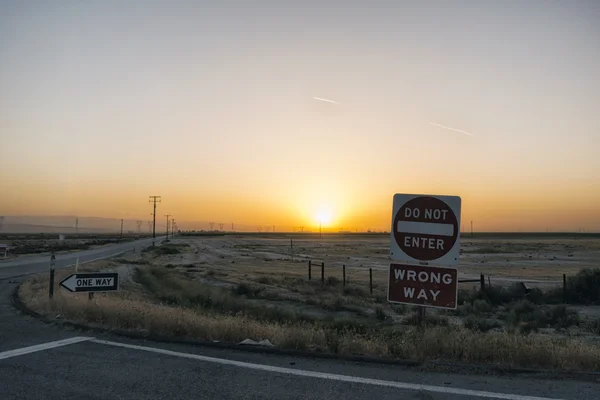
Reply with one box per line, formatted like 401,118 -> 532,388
397,221 -> 454,237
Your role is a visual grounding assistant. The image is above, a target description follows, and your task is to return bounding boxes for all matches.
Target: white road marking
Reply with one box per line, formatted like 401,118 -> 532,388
0,337 -> 95,361
91,339 -> 563,400
397,221 -> 454,236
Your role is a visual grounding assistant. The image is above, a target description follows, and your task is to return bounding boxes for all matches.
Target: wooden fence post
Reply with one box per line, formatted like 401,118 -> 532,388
343,264 -> 346,287
369,268 -> 373,294
563,273 -> 567,304
308,261 -> 311,280
480,273 -> 485,291
321,262 -> 325,284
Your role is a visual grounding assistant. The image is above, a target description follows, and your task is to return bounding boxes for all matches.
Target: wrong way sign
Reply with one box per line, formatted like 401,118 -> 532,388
390,194 -> 461,266
59,272 -> 119,293
388,263 -> 458,309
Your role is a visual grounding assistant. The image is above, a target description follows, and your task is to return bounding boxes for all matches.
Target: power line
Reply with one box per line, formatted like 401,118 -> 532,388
149,196 -> 162,238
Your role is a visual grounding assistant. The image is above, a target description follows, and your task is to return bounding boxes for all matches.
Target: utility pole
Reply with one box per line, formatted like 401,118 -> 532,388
209,222 -> 214,231
219,223 -> 224,231
147,221 -> 152,233
471,220 -> 473,237
231,223 -> 234,231
320,220 -> 322,239
0,216 -> 4,231
171,218 -> 175,238
164,214 -> 171,239
273,225 -> 275,233
149,196 -> 162,238
136,220 -> 142,234
120,219 -> 124,239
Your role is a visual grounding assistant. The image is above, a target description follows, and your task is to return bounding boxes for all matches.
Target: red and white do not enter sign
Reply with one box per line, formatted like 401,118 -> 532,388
390,194 -> 461,266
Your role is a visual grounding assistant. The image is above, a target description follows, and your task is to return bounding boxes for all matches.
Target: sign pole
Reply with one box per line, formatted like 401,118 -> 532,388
417,306 -> 426,327
49,253 -> 56,299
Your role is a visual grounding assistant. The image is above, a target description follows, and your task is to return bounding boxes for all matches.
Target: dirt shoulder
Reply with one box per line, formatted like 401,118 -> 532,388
18,237 -> 600,373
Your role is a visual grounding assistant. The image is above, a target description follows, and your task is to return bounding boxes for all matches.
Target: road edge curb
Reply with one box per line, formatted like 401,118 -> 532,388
11,283 -> 600,381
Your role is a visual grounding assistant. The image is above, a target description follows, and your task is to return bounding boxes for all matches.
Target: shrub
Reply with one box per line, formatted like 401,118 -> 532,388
256,276 -> 274,285
583,318 -> 600,335
464,316 -> 503,332
502,301 -> 579,331
375,306 -> 387,321
472,299 -> 493,314
404,312 -> 449,327
343,285 -> 368,298
544,305 -> 580,329
325,276 -> 341,286
233,283 -> 263,297
566,269 -> 600,305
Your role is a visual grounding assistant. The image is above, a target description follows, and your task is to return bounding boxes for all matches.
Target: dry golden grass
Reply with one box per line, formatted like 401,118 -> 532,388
20,271 -> 600,371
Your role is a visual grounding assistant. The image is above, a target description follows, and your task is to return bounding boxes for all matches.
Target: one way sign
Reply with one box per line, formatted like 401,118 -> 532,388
59,272 -> 119,293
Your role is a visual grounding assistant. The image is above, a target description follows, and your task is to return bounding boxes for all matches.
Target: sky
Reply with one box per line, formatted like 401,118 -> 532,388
1,1 -> 599,232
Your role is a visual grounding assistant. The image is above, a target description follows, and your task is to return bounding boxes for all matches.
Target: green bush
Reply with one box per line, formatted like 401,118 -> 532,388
502,301 -> 579,331
342,285 -> 368,297
583,318 -> 600,335
375,306 -> 387,321
233,283 -> 263,297
472,299 -> 493,314
325,276 -> 341,286
464,316 -> 503,332
566,269 -> 600,305
544,305 -> 580,329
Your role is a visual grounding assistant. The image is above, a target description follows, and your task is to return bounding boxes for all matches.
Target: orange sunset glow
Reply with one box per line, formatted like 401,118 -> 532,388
1,3 -> 599,233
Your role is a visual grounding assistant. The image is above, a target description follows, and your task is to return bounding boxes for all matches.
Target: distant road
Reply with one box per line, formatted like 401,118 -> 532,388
0,237 -> 163,280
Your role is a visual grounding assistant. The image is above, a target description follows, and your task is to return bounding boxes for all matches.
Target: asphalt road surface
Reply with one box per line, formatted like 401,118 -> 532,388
1,240 -> 599,400
0,236 -> 162,280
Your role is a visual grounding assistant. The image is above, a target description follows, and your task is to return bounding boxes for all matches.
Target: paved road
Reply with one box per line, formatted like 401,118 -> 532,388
1,241 -> 599,399
0,237 -> 163,280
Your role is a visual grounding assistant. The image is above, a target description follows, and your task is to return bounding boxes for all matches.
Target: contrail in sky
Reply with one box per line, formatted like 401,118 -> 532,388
313,97 -> 340,105
429,121 -> 475,137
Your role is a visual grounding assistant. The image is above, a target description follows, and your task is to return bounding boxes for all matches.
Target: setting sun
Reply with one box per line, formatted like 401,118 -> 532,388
316,209 -> 333,227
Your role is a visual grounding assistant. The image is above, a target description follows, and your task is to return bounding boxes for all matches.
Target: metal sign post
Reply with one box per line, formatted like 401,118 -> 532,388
49,253 -> 56,299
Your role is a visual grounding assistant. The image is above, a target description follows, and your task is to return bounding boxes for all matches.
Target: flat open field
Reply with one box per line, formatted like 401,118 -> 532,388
19,233 -> 600,371
173,233 -> 600,287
